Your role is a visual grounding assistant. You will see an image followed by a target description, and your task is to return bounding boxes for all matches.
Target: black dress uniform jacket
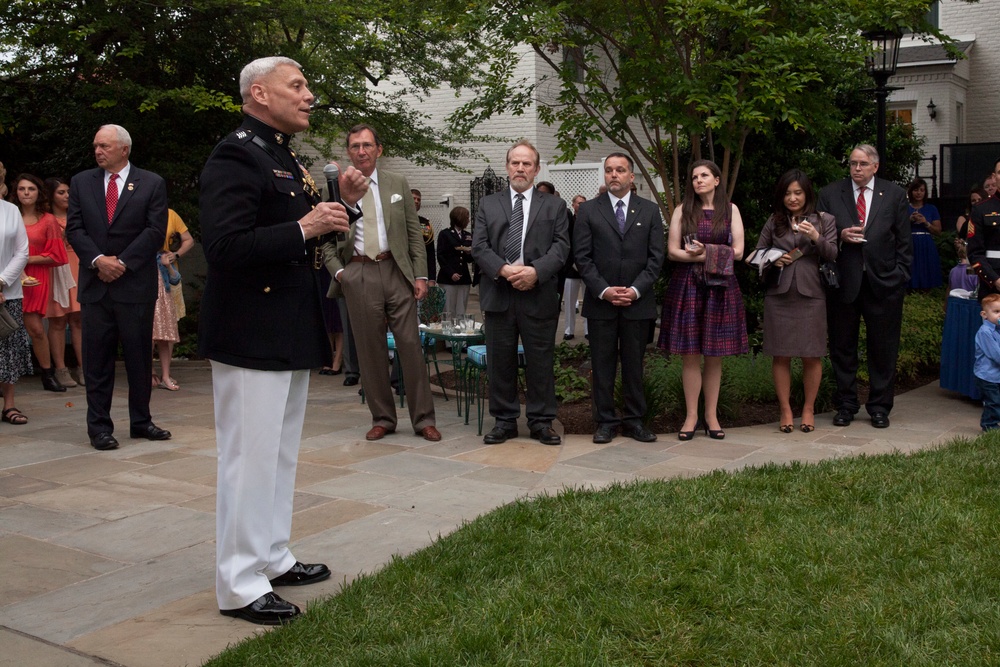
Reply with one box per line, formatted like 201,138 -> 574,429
967,193 -> 1000,290
198,115 -> 330,371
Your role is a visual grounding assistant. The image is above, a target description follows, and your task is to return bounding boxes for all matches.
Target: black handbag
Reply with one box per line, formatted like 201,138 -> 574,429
819,261 -> 839,289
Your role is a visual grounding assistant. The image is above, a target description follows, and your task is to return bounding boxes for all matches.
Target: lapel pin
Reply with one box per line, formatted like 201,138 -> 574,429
127,183 -> 134,191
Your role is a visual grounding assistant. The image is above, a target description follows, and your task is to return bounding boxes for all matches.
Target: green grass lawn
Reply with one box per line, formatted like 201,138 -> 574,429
204,434 -> 1000,666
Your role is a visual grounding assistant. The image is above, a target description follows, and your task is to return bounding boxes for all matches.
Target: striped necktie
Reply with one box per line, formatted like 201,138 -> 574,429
505,193 -> 524,263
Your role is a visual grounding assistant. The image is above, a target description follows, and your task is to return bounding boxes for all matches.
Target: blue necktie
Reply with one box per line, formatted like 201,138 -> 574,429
615,200 -> 626,235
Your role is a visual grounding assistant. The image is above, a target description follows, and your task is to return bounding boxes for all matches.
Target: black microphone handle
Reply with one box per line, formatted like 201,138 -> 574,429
326,176 -> 346,243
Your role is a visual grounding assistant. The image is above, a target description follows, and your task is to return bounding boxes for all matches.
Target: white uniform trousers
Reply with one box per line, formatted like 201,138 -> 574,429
212,361 -> 308,610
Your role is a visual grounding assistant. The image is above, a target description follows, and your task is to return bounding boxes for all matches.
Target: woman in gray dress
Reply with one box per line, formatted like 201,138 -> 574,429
754,169 -> 837,433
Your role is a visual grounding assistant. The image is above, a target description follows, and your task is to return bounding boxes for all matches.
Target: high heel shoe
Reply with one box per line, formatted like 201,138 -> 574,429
779,424 -> 793,434
677,420 -> 700,441
703,421 -> 725,440
40,368 -> 66,393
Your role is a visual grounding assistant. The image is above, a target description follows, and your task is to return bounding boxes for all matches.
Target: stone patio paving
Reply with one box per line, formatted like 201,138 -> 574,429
0,359 -> 981,667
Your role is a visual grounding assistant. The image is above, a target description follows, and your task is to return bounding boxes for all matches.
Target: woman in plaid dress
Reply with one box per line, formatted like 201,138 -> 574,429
657,160 -> 748,440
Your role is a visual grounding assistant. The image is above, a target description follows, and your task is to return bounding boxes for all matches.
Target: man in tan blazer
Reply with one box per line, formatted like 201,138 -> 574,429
323,124 -> 440,442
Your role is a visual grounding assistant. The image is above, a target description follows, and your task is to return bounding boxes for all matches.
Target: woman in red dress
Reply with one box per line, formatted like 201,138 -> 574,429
9,174 -> 67,391
45,177 -> 83,388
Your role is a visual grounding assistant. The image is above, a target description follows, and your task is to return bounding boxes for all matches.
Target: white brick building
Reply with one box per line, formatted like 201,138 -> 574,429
889,0 -> 1000,196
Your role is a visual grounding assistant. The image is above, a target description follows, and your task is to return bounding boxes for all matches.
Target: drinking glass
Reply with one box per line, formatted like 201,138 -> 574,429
683,234 -> 697,250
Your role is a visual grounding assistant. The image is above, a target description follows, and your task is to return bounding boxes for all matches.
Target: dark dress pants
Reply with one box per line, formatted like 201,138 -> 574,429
81,294 -> 155,435
484,296 -> 558,430
827,275 -> 904,415
589,315 -> 650,427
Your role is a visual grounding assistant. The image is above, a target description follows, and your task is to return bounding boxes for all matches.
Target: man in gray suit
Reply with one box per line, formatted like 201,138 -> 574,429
574,153 -> 664,444
817,144 -> 910,429
471,140 -> 570,445
323,124 -> 440,443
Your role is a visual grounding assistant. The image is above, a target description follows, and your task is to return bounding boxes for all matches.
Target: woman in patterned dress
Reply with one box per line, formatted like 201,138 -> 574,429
44,177 -> 83,388
0,198 -> 33,424
9,174 -> 67,392
657,160 -> 748,440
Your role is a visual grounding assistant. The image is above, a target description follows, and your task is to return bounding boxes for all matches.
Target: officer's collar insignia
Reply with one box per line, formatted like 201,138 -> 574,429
275,133 -> 285,145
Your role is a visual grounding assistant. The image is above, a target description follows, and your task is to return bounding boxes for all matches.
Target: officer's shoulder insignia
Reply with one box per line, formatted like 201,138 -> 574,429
272,169 -> 295,180
232,128 -> 254,143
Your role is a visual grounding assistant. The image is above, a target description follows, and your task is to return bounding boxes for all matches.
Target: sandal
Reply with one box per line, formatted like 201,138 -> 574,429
158,377 -> 180,391
2,407 -> 28,425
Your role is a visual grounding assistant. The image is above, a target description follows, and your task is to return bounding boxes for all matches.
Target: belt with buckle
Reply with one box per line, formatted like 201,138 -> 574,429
350,251 -> 393,263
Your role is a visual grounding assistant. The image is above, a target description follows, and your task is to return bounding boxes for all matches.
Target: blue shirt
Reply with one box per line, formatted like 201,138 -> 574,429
974,319 -> 1000,383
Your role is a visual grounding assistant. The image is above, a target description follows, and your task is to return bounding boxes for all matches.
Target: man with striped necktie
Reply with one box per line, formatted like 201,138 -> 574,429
471,140 -> 570,445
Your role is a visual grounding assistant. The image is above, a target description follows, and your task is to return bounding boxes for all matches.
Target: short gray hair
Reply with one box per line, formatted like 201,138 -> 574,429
853,143 -> 879,165
99,124 -> 132,150
239,56 -> 302,103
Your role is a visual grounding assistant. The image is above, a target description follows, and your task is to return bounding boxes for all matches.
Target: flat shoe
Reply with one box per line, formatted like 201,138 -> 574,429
2,407 -> 27,425
158,377 -> 180,391
530,426 -> 561,446
220,592 -> 300,625
366,425 -> 395,441
270,562 -> 331,587
483,425 -> 518,444
130,424 -> 172,440
419,425 -> 442,442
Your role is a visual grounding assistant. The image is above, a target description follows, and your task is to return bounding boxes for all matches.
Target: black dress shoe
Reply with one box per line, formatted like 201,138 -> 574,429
90,432 -> 119,451
129,424 -> 172,440
483,424 -> 518,444
593,424 -> 617,444
832,409 -> 854,427
530,426 -> 561,446
270,562 -> 331,587
220,592 -> 300,625
563,334 -> 575,341
343,375 -> 359,386
870,411 -> 890,428
622,424 -> 658,443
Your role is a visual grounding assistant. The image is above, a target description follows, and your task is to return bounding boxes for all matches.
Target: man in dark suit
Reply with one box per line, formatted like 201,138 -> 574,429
471,140 -> 570,445
323,124 -> 440,443
200,56 -> 366,625
818,144 -> 911,429
66,124 -> 171,451
575,153 -> 665,443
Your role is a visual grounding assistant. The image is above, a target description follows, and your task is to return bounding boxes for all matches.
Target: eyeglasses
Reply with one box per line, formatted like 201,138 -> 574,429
348,142 -> 377,152
849,161 -> 874,168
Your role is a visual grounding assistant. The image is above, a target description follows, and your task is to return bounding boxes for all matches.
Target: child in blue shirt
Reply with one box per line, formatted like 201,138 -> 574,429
974,293 -> 1000,430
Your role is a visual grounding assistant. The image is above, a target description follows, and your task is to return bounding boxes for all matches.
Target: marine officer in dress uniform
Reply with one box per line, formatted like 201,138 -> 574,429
968,158 -> 1000,301
199,56 -> 367,625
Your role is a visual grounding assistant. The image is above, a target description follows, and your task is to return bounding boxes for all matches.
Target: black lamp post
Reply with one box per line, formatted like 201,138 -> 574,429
862,29 -> 903,163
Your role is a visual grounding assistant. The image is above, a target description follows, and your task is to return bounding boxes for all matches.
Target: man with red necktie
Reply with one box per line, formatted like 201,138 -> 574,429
818,144 -> 911,429
66,124 -> 170,451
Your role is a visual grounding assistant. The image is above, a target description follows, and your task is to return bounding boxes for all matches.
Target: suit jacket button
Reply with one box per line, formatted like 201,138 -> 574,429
263,286 -> 271,293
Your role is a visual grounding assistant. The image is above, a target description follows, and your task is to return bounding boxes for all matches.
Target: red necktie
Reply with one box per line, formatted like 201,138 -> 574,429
856,185 -> 866,228
106,173 -> 119,225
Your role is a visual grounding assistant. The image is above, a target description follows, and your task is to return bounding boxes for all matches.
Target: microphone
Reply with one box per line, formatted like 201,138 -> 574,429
323,163 -> 345,242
